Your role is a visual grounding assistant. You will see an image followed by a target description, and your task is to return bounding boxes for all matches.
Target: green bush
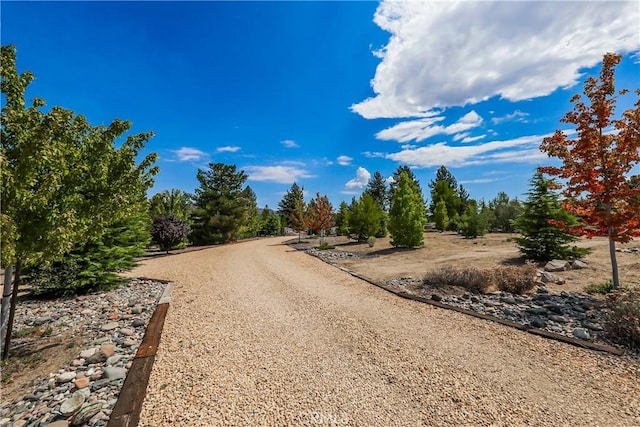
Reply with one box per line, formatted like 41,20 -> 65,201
317,243 -> 335,250
603,289 -> 640,351
367,236 -> 376,247
585,280 -> 615,295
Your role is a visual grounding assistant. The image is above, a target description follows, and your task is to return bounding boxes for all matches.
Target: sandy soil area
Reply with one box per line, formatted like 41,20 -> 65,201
127,237 -> 640,426
323,232 -> 640,294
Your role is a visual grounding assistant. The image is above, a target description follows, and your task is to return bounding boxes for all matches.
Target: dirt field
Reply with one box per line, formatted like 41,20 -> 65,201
320,232 -> 640,295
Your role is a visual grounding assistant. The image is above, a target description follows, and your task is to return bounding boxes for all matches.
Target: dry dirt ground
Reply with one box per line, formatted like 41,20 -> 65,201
321,232 -> 640,294
126,237 -> 639,426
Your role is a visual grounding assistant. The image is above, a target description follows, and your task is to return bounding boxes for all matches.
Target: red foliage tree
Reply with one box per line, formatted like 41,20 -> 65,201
306,193 -> 334,245
540,53 -> 640,289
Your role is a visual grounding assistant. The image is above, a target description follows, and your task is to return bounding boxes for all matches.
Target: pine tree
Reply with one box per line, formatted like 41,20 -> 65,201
459,199 -> 488,238
278,182 -> 305,229
289,197 -> 307,242
513,172 -> 590,261
349,193 -> 383,241
335,201 -> 350,236
191,163 -> 249,244
388,172 -> 426,247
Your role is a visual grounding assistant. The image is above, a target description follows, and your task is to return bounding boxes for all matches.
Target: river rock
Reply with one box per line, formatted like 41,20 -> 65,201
100,322 -> 119,331
57,372 -> 76,384
573,328 -> 591,340
103,366 -> 127,380
544,260 -> 570,272
60,390 -> 86,416
71,402 -> 104,426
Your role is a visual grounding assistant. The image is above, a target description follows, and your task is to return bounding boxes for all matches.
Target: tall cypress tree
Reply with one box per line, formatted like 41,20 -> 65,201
278,182 -> 305,229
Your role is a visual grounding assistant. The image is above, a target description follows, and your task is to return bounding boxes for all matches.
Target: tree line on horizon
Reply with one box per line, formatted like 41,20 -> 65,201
1,45 -> 638,358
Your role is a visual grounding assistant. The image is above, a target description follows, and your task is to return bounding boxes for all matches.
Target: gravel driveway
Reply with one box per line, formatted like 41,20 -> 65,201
126,237 -> 640,426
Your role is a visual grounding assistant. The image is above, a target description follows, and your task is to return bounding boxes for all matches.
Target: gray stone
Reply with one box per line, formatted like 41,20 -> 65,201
500,296 -> 517,304
540,272 -> 557,283
549,315 -> 568,323
85,351 -> 108,364
544,259 -> 570,272
531,318 -> 547,328
573,328 -> 591,340
527,307 -> 548,316
60,390 -> 86,416
122,338 -> 137,347
33,316 -> 53,326
79,348 -> 97,358
57,371 -> 76,384
583,322 -> 604,331
119,328 -> 135,336
536,286 -> 549,294
106,355 -> 123,366
100,322 -> 119,331
71,402 -> 104,426
543,303 -> 563,314
103,366 -> 127,380
430,294 -> 442,302
570,260 -> 588,269
131,305 -> 143,314
132,319 -> 145,328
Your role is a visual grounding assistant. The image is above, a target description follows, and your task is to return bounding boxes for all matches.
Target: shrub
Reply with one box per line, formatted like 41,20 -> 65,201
424,264 -> 537,295
367,236 -> 376,248
492,263 -> 538,294
152,215 -> 190,252
424,267 -> 492,294
603,289 -> 640,351
317,243 -> 335,250
585,280 -> 615,295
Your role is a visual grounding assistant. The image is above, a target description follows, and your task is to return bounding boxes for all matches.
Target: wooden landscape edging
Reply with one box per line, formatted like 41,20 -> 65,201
297,245 -> 625,357
107,281 -> 173,427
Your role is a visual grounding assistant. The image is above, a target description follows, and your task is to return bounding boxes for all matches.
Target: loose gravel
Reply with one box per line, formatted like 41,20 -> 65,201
128,237 -> 640,426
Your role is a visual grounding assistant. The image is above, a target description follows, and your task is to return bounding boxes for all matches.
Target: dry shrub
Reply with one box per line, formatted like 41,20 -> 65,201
423,267 -> 492,294
424,263 -> 537,295
492,263 -> 538,295
604,289 -> 640,351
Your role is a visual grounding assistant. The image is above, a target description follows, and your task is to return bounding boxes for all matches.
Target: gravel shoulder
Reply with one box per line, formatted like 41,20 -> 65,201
127,237 -> 640,426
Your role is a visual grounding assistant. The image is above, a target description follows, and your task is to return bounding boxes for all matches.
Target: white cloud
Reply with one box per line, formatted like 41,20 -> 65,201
216,145 -> 241,153
362,151 -> 386,158
376,111 -> 483,143
345,167 -> 371,189
336,155 -> 353,166
461,134 -> 486,144
281,139 -> 299,148
459,178 -> 502,185
352,1 -> 640,119
172,147 -> 208,162
245,165 -> 313,184
492,110 -> 530,125
341,190 -> 361,196
386,134 -> 549,168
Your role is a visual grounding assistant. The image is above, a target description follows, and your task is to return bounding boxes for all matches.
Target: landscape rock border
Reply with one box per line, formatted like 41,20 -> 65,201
293,243 -> 625,356
106,279 -> 173,427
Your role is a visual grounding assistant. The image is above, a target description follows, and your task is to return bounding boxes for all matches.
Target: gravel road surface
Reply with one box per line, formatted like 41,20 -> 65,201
127,237 -> 640,426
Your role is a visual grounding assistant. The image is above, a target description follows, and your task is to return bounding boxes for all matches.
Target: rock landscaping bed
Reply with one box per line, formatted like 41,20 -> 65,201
1,278 -> 167,427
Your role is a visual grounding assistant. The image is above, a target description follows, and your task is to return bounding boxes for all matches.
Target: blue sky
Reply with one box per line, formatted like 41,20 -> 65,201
3,1 -> 639,209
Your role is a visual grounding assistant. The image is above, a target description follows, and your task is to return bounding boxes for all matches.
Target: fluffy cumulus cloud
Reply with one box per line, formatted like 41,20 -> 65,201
345,167 -> 371,189
385,134 -> 549,168
172,147 -> 208,162
351,1 -> 640,119
216,145 -> 241,153
336,155 -> 353,166
280,139 -> 300,148
245,165 -> 313,184
376,111 -> 482,143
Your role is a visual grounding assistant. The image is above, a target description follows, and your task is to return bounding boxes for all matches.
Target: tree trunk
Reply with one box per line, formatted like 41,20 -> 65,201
2,259 -> 22,360
608,237 -> 620,289
1,264 -> 13,354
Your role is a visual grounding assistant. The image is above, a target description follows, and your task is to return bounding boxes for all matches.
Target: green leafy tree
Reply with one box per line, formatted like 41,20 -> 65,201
513,172 -> 589,261
429,166 -> 462,230
238,186 -> 260,239
388,172 -> 426,247
1,45 -> 158,357
260,208 -> 281,236
349,193 -> 384,241
433,200 -> 449,231
335,201 -> 350,236
278,182 -> 305,230
459,199 -> 488,238
306,193 -> 334,245
190,163 -> 249,244
488,192 -> 522,232
149,189 -> 193,222
364,171 -> 389,236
